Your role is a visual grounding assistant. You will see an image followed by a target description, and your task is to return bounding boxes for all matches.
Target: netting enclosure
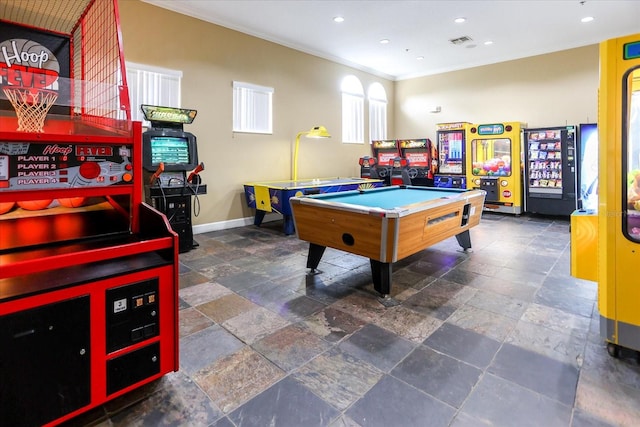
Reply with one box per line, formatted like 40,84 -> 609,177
0,0 -> 131,134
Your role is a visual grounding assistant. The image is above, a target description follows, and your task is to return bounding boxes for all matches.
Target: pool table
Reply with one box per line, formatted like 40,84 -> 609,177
243,177 -> 384,235
290,185 -> 486,296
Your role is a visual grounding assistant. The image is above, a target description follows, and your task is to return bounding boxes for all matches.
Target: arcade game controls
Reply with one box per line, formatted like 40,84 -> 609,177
141,105 -> 207,253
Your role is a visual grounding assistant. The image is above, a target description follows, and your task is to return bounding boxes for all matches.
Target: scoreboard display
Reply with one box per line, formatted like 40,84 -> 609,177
0,141 -> 133,191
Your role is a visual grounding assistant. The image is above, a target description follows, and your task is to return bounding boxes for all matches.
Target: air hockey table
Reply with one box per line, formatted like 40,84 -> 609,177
243,177 -> 384,235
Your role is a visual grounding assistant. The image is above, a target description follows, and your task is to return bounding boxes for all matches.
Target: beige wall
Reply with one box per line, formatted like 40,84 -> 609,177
118,0 -> 395,228
395,45 -> 599,137
119,0 -> 598,230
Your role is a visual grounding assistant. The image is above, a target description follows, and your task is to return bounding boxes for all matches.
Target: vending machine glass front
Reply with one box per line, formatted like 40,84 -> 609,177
470,138 -> 512,178
625,67 -> 640,241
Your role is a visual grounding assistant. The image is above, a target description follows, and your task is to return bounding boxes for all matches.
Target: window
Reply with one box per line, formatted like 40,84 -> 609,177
233,81 -> 273,134
341,75 -> 364,143
126,62 -> 182,126
368,82 -> 387,143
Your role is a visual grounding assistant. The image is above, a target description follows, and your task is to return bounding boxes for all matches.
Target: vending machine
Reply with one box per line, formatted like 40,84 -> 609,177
578,123 -> 599,210
523,125 -> 578,216
467,122 -> 525,214
435,122 -> 471,188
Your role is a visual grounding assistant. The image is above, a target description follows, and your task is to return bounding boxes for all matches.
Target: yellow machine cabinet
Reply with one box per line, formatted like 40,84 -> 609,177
466,122 -> 526,214
570,210 -> 598,282
597,33 -> 640,357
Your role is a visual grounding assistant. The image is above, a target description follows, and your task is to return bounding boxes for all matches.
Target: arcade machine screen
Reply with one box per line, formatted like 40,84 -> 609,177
143,132 -> 198,174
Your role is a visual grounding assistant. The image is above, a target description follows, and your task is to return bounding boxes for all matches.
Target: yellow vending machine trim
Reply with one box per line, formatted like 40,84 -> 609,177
598,33 -> 640,357
466,122 -> 526,215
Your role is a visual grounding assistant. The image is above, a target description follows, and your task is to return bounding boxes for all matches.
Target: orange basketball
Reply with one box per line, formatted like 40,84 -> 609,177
58,197 -> 86,208
0,201 -> 15,214
18,199 -> 53,210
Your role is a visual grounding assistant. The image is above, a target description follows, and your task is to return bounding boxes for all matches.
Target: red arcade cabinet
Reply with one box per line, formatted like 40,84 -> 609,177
0,2 -> 180,426
369,139 -> 401,185
397,138 -> 438,187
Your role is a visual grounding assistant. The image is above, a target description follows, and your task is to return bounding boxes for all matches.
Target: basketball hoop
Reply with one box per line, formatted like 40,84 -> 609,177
2,86 -> 58,133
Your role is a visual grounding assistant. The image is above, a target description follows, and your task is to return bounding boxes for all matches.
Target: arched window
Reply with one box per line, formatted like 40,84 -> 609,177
368,82 -> 387,143
341,75 -> 364,143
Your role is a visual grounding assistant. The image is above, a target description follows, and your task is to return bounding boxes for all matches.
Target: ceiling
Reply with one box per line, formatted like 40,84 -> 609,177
142,0 -> 640,81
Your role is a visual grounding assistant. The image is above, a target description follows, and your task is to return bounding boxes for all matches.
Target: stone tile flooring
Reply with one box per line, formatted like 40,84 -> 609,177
67,213 -> 640,426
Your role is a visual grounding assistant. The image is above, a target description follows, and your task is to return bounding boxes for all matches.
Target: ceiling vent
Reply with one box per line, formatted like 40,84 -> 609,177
449,36 -> 473,45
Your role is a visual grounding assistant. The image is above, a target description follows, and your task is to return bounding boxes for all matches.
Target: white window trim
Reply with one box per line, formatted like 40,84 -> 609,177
233,81 -> 274,134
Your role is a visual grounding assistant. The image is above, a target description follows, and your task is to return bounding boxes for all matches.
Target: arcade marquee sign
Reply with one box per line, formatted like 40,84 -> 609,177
0,21 -> 71,114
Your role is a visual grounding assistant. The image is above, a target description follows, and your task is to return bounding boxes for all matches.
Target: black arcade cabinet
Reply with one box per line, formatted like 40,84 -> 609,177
142,105 -> 207,253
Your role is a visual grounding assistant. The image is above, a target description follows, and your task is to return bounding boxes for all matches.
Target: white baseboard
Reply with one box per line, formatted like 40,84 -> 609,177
192,213 -> 281,235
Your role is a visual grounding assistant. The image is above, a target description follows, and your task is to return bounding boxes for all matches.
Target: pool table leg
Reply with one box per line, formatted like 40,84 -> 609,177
307,243 -> 327,270
455,230 -> 472,251
370,260 -> 392,296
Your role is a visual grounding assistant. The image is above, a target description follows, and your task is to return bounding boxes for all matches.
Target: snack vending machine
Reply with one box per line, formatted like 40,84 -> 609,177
467,122 -> 525,214
523,125 -> 578,216
435,122 -> 471,188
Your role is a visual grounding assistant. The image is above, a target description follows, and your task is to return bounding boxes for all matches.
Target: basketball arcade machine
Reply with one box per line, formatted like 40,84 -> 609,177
0,2 -> 179,426
466,122 -> 525,214
141,105 -> 206,253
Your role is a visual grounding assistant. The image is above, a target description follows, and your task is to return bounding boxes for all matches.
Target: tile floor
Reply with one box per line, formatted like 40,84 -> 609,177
69,213 -> 640,427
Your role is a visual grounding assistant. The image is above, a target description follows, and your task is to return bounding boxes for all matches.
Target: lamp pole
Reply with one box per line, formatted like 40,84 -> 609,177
292,130 -> 308,181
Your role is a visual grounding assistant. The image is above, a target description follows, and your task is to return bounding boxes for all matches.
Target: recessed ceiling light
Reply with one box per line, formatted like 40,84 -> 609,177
380,39 -> 390,44
416,56 -> 424,61
333,16 -> 344,23
454,17 -> 466,23
484,41 -> 494,45
581,16 -> 594,23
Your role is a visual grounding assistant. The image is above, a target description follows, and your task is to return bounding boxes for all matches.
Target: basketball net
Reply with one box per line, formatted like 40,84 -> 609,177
3,86 -> 58,133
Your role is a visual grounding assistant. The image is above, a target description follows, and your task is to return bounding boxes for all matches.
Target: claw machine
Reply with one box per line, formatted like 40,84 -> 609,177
0,2 -> 180,426
523,125 -> 578,216
581,32 -> 640,358
435,122 -> 471,188
467,122 -> 525,214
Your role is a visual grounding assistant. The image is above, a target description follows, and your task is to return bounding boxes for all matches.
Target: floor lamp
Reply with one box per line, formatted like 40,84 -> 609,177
292,125 -> 331,181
